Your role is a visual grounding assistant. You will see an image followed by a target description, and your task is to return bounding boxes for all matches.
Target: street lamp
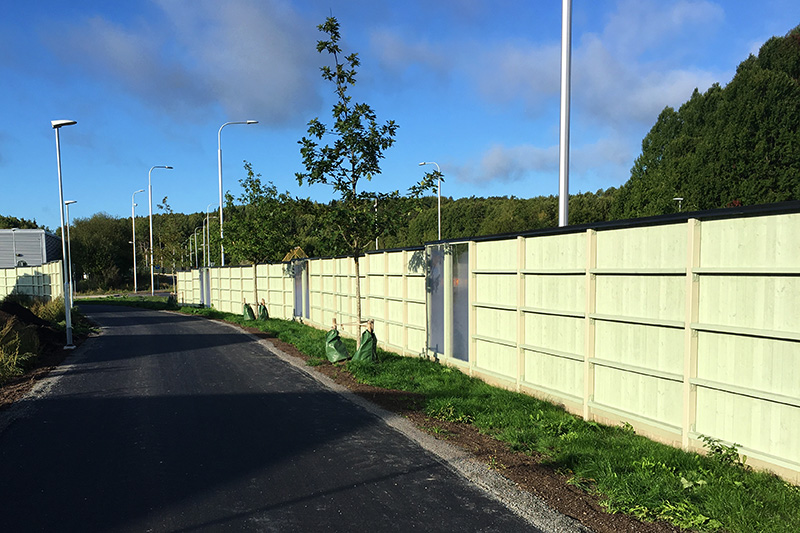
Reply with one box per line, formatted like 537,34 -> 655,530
64,200 -> 77,304
51,119 -> 77,349
673,197 -> 684,212
148,165 -> 173,295
203,210 -> 218,269
558,0 -> 573,228
131,189 -> 145,292
206,203 -> 217,267
419,161 -> 442,240
193,226 -> 202,268
218,120 -> 258,266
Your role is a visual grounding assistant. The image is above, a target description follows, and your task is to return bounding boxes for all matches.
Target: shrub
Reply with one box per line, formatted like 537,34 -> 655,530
0,316 -> 39,384
30,297 -> 67,324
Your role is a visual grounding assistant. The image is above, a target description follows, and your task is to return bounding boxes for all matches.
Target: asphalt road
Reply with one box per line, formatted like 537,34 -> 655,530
0,305 -> 554,532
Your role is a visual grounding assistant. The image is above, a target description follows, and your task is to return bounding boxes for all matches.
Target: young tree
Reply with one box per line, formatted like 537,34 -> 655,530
224,161 -> 296,264
297,16 -> 434,342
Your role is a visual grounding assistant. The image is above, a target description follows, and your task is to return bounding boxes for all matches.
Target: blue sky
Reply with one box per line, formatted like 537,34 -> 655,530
1,0 -> 798,230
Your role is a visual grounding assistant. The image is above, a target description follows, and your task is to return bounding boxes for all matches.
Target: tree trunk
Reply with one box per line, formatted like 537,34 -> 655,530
354,255 -> 362,347
252,263 -> 258,309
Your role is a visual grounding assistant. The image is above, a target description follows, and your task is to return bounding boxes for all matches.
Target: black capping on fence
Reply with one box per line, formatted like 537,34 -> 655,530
365,245 -> 425,256
431,200 -> 800,246
181,201 -> 800,268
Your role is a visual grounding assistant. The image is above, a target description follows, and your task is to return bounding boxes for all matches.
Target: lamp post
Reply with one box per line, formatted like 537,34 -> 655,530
558,0 -> 573,227
64,200 -> 77,304
203,212 -> 218,268
218,120 -> 258,266
52,119 -> 77,349
193,226 -> 202,268
205,203 -> 217,267
131,189 -> 144,292
673,197 -> 684,212
149,165 -> 173,295
419,161 -> 442,240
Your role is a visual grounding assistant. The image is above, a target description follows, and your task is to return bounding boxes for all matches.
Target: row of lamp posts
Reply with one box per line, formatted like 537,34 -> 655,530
54,118 -> 445,347
52,118 -> 259,344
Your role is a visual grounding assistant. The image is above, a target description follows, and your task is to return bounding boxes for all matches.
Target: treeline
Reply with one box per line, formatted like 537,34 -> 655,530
52,188 -> 620,292
613,24 -> 800,217
0,215 -> 43,230
65,207 -> 209,291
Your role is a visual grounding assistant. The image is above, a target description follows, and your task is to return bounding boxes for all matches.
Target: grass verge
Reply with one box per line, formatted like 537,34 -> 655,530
79,296 -> 800,532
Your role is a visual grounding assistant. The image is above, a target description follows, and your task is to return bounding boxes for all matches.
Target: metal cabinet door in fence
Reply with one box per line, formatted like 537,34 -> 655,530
293,260 -> 309,319
426,243 -> 469,362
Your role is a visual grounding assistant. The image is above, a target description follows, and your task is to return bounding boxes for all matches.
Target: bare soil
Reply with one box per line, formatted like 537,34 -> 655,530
0,311 -> 685,533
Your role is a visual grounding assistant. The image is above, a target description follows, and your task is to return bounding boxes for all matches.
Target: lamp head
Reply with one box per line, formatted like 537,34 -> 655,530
246,120 -> 258,124
166,166 -> 173,169
136,189 -> 145,193
51,120 -> 77,129
418,162 -> 427,166
65,200 -> 77,205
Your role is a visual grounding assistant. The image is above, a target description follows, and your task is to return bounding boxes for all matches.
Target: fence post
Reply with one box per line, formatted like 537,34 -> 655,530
516,236 -> 526,392
383,251 -> 389,342
682,218 -> 702,448
468,241 -> 477,376
401,250 -> 409,355
583,229 -> 598,420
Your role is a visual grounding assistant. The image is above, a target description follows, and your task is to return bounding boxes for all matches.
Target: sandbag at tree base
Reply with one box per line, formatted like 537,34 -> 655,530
352,328 -> 377,363
325,328 -> 349,363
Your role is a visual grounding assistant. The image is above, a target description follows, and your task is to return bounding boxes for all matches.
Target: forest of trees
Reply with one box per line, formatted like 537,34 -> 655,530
0,215 -> 44,231
611,25 -> 800,217
2,25 -> 798,291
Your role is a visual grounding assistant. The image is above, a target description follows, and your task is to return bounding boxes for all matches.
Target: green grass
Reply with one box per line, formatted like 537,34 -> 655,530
77,297 -> 800,532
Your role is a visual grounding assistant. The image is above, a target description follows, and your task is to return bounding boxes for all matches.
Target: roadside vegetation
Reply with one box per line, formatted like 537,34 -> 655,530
0,294 -> 91,384
78,296 -> 800,532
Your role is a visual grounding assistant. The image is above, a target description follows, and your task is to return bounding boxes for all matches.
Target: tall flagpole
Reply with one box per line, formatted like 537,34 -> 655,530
558,0 -> 572,227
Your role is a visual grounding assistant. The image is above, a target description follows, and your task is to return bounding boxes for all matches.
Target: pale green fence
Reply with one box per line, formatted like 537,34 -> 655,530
177,263 -> 294,320
303,250 -> 427,357
176,207 -> 800,482
0,261 -> 63,301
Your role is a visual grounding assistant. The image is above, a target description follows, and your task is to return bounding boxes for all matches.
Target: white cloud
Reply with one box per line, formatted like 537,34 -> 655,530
574,34 -> 720,126
601,0 -> 725,59
452,134 -> 635,187
45,0 -> 322,124
370,29 -> 449,75
454,143 -> 558,184
473,41 -> 561,106
373,1 -> 726,126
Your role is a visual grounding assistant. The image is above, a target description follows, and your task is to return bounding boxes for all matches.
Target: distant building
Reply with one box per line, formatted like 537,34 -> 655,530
0,229 -> 62,268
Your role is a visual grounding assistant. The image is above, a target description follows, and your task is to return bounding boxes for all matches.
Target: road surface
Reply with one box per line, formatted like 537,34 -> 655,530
0,305 -> 561,532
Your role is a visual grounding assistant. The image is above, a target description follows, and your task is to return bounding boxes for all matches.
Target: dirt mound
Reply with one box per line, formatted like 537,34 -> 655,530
0,303 -> 63,352
0,300 -> 53,328
0,310 -> 41,357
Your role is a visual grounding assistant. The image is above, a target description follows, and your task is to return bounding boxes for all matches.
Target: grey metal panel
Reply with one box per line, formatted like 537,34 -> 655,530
0,233 -> 13,268
0,229 -> 61,267
44,232 -> 62,262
